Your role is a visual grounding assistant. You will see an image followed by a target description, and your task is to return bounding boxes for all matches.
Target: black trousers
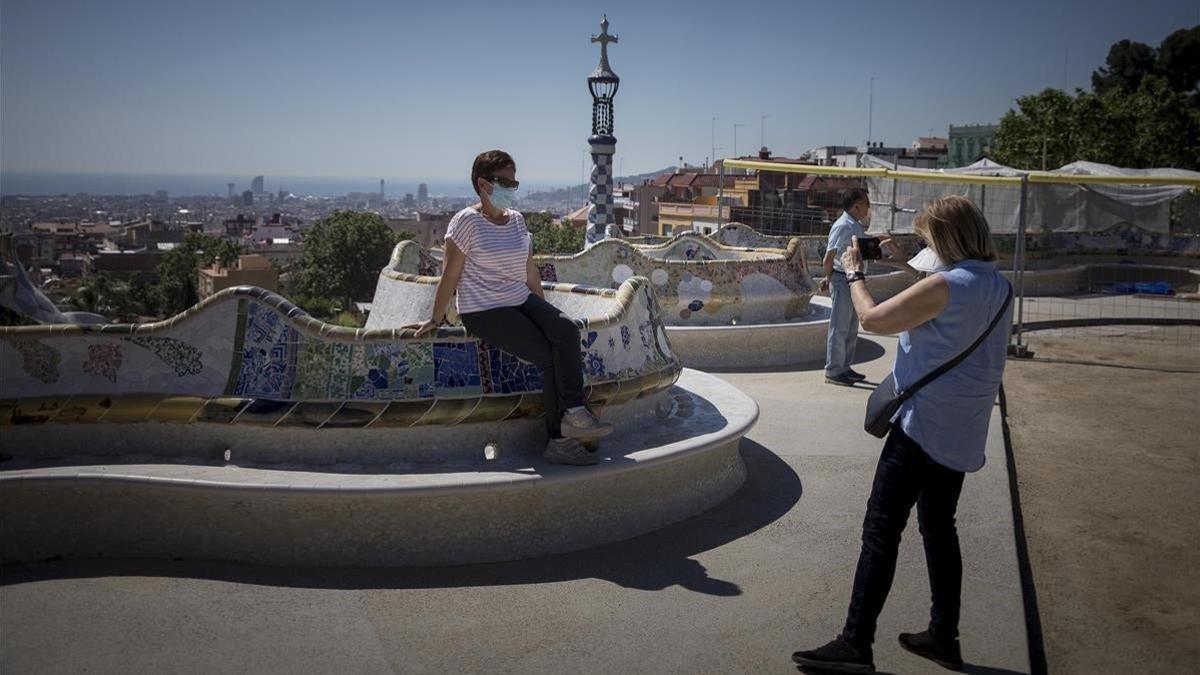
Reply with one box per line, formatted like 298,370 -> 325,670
460,293 -> 585,438
842,423 -> 966,647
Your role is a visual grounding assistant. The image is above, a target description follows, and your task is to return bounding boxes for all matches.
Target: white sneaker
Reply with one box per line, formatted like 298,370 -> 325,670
560,407 -> 614,441
544,437 -> 599,466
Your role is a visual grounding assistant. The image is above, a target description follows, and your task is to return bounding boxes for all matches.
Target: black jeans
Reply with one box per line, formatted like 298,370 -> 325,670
460,293 -> 585,438
842,423 -> 966,647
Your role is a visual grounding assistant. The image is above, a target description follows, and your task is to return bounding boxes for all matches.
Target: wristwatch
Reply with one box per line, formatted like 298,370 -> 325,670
846,271 -> 866,284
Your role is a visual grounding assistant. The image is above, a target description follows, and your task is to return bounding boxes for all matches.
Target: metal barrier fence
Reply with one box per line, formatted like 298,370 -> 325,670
719,159 -> 1200,359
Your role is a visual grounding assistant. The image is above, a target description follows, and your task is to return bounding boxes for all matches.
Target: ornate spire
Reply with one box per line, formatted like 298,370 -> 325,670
589,14 -> 619,82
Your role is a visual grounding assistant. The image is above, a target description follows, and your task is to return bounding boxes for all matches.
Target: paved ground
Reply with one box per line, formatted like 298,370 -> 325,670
1,335 -> 1030,674
1003,333 -> 1200,674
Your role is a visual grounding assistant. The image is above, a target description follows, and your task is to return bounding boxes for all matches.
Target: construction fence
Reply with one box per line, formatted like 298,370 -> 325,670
719,158 -> 1200,358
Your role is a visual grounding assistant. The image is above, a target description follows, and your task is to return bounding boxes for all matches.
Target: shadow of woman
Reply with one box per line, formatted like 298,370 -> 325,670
1,438 -> 803,598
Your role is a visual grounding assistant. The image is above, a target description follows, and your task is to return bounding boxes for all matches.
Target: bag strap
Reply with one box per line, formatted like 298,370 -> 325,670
898,282 -> 1013,401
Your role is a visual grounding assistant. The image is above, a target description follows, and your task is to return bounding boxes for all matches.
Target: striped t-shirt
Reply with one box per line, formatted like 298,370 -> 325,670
445,207 -> 533,315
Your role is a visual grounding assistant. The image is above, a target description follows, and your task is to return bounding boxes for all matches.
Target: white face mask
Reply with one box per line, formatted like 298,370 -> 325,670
488,184 -> 518,209
909,246 -> 948,273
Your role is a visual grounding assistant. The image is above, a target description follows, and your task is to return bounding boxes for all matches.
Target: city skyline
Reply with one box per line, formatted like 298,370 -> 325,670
2,0 -> 1197,184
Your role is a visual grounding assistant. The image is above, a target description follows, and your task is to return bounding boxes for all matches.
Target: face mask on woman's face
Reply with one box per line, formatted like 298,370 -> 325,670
488,184 -> 518,209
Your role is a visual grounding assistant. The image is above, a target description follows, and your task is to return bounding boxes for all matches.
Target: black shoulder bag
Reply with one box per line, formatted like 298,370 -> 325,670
864,284 -> 1013,438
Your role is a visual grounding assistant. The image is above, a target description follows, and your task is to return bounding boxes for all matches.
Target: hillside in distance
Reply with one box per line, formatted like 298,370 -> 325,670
524,167 -> 676,202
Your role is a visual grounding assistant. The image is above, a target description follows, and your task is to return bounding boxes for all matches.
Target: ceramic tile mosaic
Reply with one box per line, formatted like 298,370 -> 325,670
1,270 -> 680,421
534,233 -> 816,327
432,342 -> 482,395
123,336 -> 203,377
483,344 -> 543,394
292,339 -> 331,400
404,342 -> 435,398
5,338 -> 61,384
326,342 -> 354,399
232,303 -> 298,398
82,343 -> 123,383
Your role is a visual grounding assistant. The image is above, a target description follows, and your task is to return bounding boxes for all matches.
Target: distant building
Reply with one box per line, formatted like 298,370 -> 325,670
631,184 -> 668,236
404,193 -> 415,208
810,146 -> 859,166
276,188 -> 286,203
251,176 -> 265,193
945,124 -> 999,168
227,183 -> 235,198
417,183 -> 429,202
93,249 -> 164,281
121,220 -> 187,248
911,136 -> 948,154
197,254 -> 278,299
379,179 -> 385,202
387,213 -> 452,249
155,190 -> 168,201
655,202 -> 728,236
242,190 -> 254,207
224,214 -> 256,237
22,220 -> 119,269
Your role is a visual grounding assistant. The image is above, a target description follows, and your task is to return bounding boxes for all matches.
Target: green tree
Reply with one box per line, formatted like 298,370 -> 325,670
525,211 -> 584,254
155,232 -> 243,315
72,272 -> 146,321
995,80 -> 1200,170
993,88 -> 1081,170
1091,39 -> 1158,95
291,210 -> 405,309
1157,26 -> 1200,101
288,293 -> 340,320
997,27 -> 1200,171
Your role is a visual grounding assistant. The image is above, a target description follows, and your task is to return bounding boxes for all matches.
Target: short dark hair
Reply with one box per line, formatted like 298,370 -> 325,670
840,188 -> 869,211
471,150 -> 515,195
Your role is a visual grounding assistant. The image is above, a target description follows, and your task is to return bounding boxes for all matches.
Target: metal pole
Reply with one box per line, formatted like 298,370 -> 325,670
888,175 -> 898,234
1011,175 -> 1029,355
717,162 -> 725,228
711,117 -> 717,171
868,76 -> 876,146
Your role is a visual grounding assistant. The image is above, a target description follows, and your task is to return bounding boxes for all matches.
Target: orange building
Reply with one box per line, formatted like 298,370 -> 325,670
197,254 -> 278,299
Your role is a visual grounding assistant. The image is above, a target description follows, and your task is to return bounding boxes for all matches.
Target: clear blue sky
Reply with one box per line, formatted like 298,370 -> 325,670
2,0 -> 1197,183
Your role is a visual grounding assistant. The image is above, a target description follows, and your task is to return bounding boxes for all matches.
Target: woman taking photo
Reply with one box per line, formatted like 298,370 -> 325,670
793,196 -> 1013,673
413,150 -> 612,466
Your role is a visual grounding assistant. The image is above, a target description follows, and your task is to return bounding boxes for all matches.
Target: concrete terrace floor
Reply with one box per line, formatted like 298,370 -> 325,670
0,334 -> 1031,675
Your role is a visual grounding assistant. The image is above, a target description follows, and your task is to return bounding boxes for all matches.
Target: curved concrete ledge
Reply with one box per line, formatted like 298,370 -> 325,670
0,369 -> 756,567
666,296 -> 832,369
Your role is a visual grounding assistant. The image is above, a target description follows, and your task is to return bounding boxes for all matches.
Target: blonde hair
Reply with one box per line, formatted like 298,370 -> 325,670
913,195 -> 997,264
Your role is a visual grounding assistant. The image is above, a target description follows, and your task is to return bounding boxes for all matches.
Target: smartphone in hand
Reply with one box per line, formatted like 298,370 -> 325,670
858,236 -> 883,261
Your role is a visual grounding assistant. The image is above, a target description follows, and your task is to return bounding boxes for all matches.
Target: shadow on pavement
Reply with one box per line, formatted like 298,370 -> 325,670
962,664 -> 1031,674
1,438 -> 802,597
798,662 -> 1026,675
704,337 -> 888,374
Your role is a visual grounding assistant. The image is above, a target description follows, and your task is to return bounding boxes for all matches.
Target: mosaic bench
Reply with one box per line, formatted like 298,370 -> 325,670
0,273 -> 680,464
1,263 -> 765,566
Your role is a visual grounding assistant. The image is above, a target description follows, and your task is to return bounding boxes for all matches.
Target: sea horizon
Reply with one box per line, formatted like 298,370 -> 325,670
0,171 -> 575,199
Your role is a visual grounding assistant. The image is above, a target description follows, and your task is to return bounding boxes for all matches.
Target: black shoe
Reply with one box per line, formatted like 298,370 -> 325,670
898,630 -> 964,671
845,368 -> 867,382
792,636 -> 875,673
825,372 -> 858,387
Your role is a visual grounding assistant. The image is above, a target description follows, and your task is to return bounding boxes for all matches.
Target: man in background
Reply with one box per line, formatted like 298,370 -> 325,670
821,189 -> 871,386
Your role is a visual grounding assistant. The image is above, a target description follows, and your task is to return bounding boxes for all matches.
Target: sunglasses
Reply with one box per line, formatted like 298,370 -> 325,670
487,175 -> 520,189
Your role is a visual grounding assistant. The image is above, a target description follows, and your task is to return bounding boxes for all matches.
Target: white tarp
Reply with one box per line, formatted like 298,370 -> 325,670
862,156 -> 1198,234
